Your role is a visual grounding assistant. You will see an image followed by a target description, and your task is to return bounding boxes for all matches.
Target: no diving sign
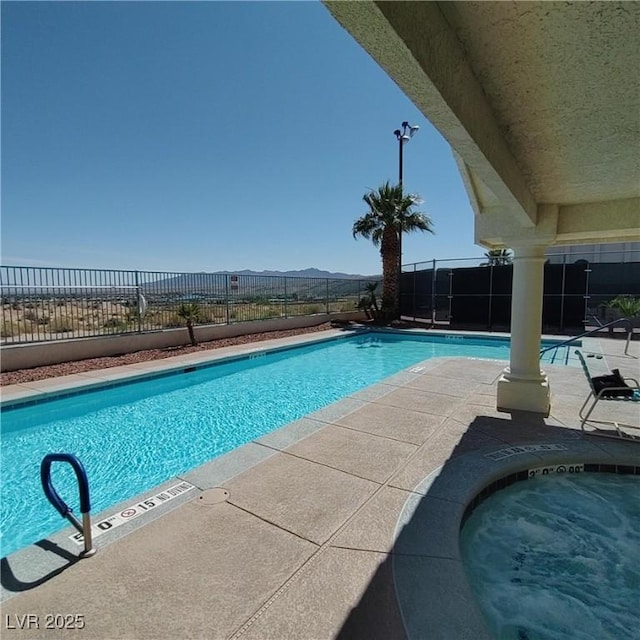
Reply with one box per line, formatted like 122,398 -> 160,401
70,481 -> 196,545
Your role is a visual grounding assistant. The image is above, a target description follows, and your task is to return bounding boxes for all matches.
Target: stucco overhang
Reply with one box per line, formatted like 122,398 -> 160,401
324,1 -> 640,249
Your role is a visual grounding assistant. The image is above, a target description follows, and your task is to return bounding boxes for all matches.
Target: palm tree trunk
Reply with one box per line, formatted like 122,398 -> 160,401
380,226 -> 400,319
187,320 -> 197,346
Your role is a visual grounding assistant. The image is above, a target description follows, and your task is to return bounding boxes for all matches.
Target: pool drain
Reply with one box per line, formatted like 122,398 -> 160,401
195,488 -> 229,506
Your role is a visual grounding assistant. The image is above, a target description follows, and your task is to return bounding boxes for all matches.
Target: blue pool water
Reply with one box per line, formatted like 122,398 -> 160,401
461,473 -> 640,639
1,331 -> 567,557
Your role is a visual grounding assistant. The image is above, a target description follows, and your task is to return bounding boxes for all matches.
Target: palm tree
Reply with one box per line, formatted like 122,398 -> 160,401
364,282 -> 380,314
177,302 -> 201,346
482,249 -> 513,266
353,182 -> 433,319
356,281 -> 381,320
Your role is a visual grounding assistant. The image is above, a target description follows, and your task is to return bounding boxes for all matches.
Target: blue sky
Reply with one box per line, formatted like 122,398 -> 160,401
2,1 -> 481,276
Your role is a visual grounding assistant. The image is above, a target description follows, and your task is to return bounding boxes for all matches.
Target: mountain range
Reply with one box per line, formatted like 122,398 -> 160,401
135,268 -> 380,299
0,268 -> 379,297
216,268 -> 378,279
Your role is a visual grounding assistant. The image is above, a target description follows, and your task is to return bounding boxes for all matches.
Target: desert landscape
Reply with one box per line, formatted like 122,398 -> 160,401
1,294 -> 359,344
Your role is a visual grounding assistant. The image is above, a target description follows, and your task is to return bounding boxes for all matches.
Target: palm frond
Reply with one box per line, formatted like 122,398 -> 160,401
401,211 -> 435,234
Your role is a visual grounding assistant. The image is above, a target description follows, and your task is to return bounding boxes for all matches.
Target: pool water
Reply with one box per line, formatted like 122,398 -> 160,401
460,473 -> 640,640
1,331 -> 564,557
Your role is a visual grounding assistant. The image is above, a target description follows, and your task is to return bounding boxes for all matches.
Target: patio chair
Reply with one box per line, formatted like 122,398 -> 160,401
575,349 -> 640,440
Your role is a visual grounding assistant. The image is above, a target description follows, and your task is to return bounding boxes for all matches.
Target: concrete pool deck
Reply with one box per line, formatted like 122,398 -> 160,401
1,329 -> 639,639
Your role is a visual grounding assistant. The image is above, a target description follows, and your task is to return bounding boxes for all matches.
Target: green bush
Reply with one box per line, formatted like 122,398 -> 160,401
607,296 -> 640,318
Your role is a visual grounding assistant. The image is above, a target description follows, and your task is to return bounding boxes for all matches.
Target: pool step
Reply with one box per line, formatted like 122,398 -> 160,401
541,345 -> 588,367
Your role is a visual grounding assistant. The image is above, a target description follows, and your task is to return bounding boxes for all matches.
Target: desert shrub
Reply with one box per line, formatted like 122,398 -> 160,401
48,317 -> 78,333
142,309 -> 164,327
125,309 -> 142,322
200,306 -> 226,323
23,310 -> 50,324
193,309 -> 214,324
300,304 -> 321,315
327,302 -> 341,313
162,313 -> 184,329
9,319 -> 36,337
103,317 -> 128,331
1,321 -> 19,338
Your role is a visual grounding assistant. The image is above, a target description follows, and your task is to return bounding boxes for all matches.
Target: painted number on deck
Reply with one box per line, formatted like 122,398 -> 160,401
528,464 -> 584,479
70,481 -> 196,544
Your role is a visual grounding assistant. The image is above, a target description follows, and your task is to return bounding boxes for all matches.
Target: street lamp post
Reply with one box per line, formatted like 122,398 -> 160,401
393,121 -> 419,316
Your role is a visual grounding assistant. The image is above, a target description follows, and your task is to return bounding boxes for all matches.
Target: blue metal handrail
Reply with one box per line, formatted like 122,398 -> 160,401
540,317 -> 634,358
40,453 -> 96,557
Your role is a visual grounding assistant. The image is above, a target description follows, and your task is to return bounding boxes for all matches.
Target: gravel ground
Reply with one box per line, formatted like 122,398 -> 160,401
1,323 -> 338,386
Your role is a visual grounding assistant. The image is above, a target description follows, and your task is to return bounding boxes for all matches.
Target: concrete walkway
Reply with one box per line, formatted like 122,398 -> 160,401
1,330 -> 638,639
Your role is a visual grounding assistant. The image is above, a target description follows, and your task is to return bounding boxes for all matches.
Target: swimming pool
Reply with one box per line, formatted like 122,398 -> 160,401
460,472 -> 640,639
1,330 -> 570,557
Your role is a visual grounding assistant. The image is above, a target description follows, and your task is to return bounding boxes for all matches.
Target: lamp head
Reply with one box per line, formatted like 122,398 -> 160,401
393,129 -> 401,139
409,125 -> 420,137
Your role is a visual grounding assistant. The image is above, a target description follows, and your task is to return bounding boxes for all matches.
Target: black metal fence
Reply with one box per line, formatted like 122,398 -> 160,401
4,252 -> 637,344
0,266 -> 380,345
401,254 -> 640,332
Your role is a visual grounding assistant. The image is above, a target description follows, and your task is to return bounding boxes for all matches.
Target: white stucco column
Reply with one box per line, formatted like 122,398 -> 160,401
497,245 -> 550,415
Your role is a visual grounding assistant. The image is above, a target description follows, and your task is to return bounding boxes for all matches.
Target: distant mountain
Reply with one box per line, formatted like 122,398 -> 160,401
218,268 -> 378,280
0,268 -> 380,298
136,268 -> 380,299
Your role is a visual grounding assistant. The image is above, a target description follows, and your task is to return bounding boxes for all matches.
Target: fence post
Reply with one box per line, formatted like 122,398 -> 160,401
135,271 -> 142,334
326,279 -> 329,314
488,264 -> 494,330
431,259 -> 437,326
225,275 -> 230,325
284,278 -> 288,319
559,254 -> 567,331
447,269 -> 454,324
412,263 -> 417,322
583,260 -> 591,330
